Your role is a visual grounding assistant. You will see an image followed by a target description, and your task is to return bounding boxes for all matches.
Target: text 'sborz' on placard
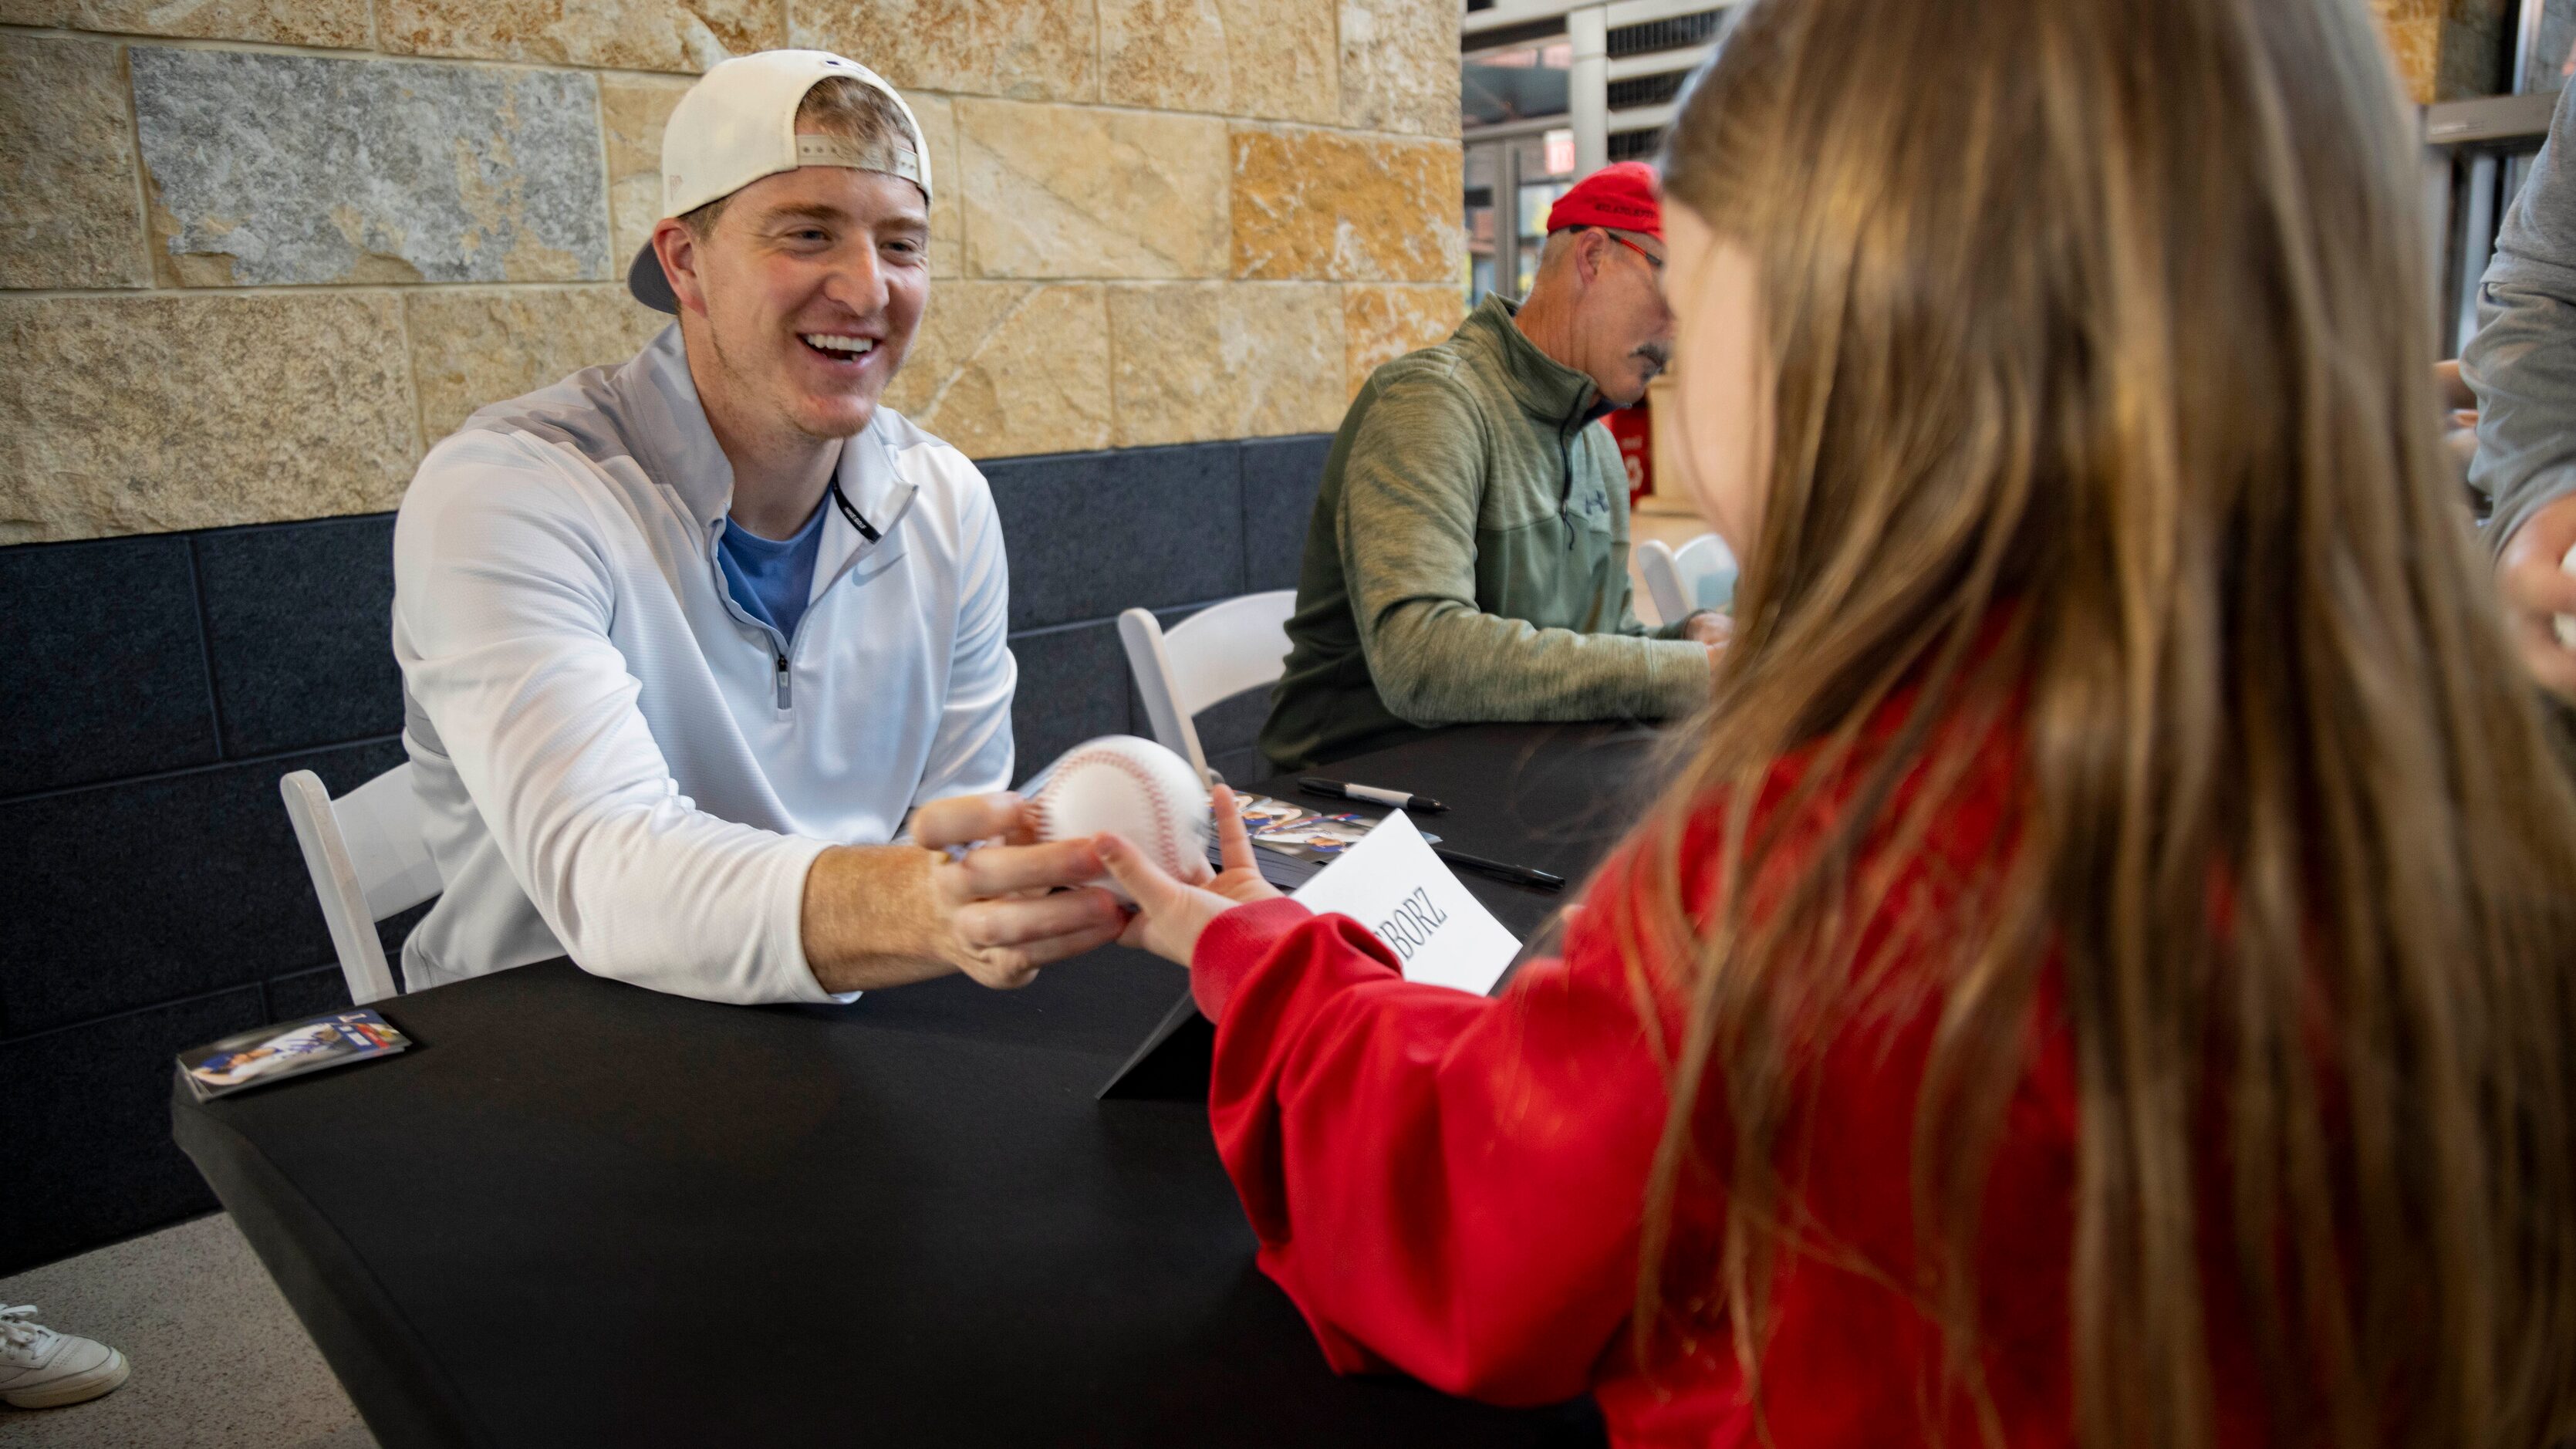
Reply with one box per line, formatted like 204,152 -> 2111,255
1288,812 -> 1522,996
1371,887 -> 1450,962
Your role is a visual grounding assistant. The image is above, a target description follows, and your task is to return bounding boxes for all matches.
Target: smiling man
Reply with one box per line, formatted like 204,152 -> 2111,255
390,51 -> 1125,1005
1261,163 -> 1730,772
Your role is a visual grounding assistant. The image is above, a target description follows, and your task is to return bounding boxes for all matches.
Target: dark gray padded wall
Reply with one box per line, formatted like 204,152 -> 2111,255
0,433 -> 1329,1275
0,739 -> 405,1036
1241,434 -> 1333,595
3,990 -> 267,1269
989,440 -> 1251,779
0,522 -> 410,1272
0,536 -> 219,795
195,518 -> 407,756
985,441 -> 1245,631
1233,438 -> 1334,780
1196,692 -> 1276,789
1009,620 -> 1135,777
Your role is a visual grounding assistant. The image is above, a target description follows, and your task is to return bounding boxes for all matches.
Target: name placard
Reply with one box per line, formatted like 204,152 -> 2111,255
1289,812 -> 1522,995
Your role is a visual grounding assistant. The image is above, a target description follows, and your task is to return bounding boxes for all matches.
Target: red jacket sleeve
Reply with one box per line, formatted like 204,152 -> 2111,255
1190,893 -> 1678,1404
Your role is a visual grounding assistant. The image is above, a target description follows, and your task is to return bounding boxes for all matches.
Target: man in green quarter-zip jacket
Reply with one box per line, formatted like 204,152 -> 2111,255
1261,163 -> 1727,772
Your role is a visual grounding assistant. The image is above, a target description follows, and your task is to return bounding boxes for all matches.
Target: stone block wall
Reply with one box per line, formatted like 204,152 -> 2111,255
2375,0 -> 2511,103
0,0 -> 1465,545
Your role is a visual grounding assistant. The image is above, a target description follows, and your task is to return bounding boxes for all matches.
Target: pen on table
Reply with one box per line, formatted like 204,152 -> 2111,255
1431,845 -> 1565,891
1295,776 -> 1449,813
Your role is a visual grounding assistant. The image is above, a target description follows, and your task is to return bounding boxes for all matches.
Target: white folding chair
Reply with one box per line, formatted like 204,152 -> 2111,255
279,764 -> 442,1005
1636,532 -> 1739,624
1118,590 -> 1297,784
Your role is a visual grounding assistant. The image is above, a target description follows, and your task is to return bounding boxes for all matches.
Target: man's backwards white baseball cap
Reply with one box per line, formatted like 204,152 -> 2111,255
626,49 -> 933,314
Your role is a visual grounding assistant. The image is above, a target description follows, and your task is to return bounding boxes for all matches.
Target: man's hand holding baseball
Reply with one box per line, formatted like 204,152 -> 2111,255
799,793 -> 1126,993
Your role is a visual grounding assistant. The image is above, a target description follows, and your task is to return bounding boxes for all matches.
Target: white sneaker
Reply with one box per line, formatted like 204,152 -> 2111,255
0,1304 -> 130,1409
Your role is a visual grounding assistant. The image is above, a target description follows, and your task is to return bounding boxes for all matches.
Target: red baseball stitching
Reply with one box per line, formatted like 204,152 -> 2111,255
1042,743 -> 1186,876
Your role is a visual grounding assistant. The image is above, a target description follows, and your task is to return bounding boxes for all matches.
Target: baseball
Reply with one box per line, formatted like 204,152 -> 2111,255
1026,735 -> 1212,903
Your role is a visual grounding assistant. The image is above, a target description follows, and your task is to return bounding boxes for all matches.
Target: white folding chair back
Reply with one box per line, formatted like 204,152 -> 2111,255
1637,532 -> 1739,624
279,764 -> 441,1005
1117,590 -> 1297,782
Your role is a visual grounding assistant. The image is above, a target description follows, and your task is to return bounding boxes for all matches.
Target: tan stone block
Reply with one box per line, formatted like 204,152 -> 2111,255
1109,282 -> 1344,448
2372,0 -> 2509,103
602,75 -> 695,272
961,100 -> 1231,280
377,0 -> 783,71
789,0 -> 1096,103
0,295 -> 418,545
1343,283 -> 1461,396
0,36 -> 147,291
407,286 -> 670,445
1100,0 -> 1338,124
2379,15 -> 2439,103
886,281 -> 1113,458
908,92 -> 965,279
0,0 -> 369,47
1339,0 -> 1460,137
1233,126 -> 1462,283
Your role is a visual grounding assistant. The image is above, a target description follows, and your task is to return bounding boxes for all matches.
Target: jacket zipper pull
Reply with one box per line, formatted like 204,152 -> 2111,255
1563,409 -> 1582,550
774,647 -> 792,710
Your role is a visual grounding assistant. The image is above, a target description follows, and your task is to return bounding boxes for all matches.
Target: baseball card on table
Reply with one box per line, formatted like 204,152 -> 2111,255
176,1009 -> 410,1103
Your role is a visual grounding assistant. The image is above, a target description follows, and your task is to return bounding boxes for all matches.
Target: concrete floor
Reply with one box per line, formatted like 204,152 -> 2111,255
0,1214 -> 373,1449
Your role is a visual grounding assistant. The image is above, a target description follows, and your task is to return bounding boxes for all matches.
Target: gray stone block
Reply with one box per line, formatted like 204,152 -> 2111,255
131,48 -> 609,287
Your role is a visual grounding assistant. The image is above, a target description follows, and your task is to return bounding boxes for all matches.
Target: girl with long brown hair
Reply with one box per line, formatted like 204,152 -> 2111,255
1095,0 -> 2576,1441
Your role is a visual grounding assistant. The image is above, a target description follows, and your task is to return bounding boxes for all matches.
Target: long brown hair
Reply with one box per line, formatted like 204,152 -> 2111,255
1615,0 -> 2576,1444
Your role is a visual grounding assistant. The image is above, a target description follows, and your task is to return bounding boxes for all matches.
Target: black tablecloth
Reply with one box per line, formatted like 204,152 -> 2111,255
1289,721 -> 1666,935
174,724 -> 1664,1448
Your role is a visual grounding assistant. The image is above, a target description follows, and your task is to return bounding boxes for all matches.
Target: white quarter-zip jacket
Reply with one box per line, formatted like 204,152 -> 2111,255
391,326 -> 1015,1003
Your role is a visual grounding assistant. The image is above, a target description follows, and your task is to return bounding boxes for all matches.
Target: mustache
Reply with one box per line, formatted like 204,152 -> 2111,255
1632,343 -> 1670,373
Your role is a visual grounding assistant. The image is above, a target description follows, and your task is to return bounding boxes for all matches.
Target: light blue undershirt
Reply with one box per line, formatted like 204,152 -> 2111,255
717,498 -> 829,642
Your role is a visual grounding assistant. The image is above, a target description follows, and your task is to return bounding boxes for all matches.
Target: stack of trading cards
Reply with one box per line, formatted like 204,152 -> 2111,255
177,1009 -> 410,1103
1227,804 -> 1443,888
1234,794 -> 1312,835
1251,811 -> 1443,860
1251,812 -> 1376,859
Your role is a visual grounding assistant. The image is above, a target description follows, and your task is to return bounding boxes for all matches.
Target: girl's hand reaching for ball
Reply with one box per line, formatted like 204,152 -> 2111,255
1096,784 -> 1283,967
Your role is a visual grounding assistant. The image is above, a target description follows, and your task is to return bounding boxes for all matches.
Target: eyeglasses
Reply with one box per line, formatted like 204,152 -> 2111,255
1605,231 -> 1665,274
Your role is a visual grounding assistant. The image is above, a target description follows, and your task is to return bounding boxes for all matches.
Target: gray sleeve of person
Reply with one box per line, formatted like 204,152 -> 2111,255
2465,83 -> 2576,552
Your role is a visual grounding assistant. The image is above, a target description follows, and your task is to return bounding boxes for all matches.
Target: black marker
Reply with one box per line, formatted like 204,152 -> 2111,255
1431,846 -> 1564,891
1296,776 -> 1449,814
